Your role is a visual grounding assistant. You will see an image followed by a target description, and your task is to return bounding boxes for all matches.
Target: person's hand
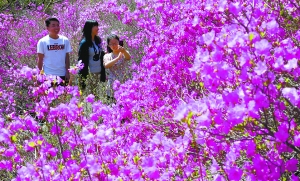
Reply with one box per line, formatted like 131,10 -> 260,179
68,72 -> 75,86
118,45 -> 126,53
117,52 -> 123,60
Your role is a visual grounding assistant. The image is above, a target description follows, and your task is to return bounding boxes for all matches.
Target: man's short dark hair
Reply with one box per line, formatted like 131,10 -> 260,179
45,18 -> 59,27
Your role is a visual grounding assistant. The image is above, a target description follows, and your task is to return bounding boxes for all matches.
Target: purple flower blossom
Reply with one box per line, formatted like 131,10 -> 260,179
254,61 -> 267,75
0,128 -> 10,142
266,19 -> 279,34
226,167 -> 243,181
37,5 -> 43,11
284,58 -> 298,71
255,39 -> 272,54
108,164 -> 119,176
274,123 -> 289,142
192,16 -> 199,27
273,56 -> 284,69
173,101 -> 188,121
3,148 -> 15,157
81,128 -> 94,144
50,125 -> 62,135
203,30 -> 215,45
62,150 -> 71,159
68,60 -> 83,74
291,174 -> 299,181
294,134 -> 300,147
286,158 -> 298,172
85,94 -> 95,103
282,87 -> 299,105
229,2 -> 241,15
0,160 -> 13,171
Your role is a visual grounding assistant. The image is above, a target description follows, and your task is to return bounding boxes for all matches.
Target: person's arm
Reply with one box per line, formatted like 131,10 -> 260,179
100,50 -> 106,82
65,38 -> 72,81
122,50 -> 131,60
78,40 -> 89,89
78,41 -> 89,76
37,39 -> 44,71
103,52 -> 123,69
37,53 -> 44,71
119,45 -> 131,60
65,53 -> 70,80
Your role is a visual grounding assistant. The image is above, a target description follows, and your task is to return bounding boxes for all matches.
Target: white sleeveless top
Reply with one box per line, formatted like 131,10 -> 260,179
88,41 -> 101,73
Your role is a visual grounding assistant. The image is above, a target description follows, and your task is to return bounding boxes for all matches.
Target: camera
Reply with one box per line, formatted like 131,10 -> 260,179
93,53 -> 100,61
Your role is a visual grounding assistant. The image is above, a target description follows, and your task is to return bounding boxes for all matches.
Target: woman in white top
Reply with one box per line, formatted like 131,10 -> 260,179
103,34 -> 131,98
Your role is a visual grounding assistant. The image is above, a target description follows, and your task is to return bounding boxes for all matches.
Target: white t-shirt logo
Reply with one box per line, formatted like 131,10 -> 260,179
47,44 -> 65,51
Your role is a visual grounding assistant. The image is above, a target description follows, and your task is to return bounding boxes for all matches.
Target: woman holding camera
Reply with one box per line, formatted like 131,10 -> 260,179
78,20 -> 106,90
103,34 -> 131,98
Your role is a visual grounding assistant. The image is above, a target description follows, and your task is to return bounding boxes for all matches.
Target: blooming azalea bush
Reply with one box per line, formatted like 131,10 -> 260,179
0,0 -> 300,180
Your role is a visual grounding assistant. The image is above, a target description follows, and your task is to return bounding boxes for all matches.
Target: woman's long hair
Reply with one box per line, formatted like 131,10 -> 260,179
107,34 -> 120,53
82,20 -> 101,47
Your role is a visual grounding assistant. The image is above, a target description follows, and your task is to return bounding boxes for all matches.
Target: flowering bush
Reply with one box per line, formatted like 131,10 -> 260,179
0,0 -> 300,180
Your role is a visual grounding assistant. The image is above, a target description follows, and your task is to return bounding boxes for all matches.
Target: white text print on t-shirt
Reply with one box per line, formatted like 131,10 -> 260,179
47,44 -> 65,51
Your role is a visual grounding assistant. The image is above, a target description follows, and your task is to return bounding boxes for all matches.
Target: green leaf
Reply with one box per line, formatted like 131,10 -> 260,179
11,134 -> 17,142
37,140 -> 43,145
260,32 -> 266,38
28,142 -> 35,147
187,112 -> 193,119
249,33 -> 254,41
276,83 -> 282,90
78,102 -> 84,108
285,77 -> 291,83
187,118 -> 191,126
133,155 -> 140,164
58,163 -> 64,172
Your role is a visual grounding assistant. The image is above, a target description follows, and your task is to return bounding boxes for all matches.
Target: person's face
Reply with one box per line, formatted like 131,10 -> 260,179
108,38 -> 119,51
47,21 -> 60,35
92,25 -> 99,36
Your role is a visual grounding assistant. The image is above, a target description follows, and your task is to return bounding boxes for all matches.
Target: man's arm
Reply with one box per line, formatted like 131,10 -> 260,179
37,53 -> 44,70
65,53 -> 70,80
